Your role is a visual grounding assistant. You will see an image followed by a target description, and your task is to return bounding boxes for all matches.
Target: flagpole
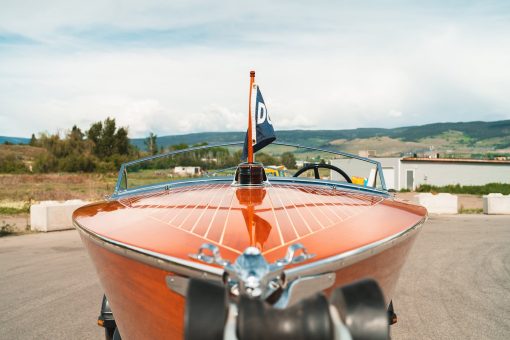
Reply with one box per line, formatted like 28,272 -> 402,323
247,71 -> 255,163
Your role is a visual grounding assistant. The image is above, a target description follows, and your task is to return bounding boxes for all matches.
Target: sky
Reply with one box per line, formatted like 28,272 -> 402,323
1,0 -> 509,138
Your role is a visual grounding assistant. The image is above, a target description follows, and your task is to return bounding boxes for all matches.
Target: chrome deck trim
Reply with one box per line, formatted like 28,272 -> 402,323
284,217 -> 426,281
111,176 -> 389,201
74,214 -> 425,285
74,220 -> 224,281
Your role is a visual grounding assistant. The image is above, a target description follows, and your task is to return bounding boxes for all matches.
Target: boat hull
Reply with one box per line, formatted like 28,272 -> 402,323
77,216 -> 422,340
79,231 -> 186,339
74,180 -> 427,339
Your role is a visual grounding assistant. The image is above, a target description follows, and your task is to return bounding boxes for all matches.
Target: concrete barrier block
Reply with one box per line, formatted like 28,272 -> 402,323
483,193 -> 510,214
415,193 -> 458,214
30,200 -> 89,232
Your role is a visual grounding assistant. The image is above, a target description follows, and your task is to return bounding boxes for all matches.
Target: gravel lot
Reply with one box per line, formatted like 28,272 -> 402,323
0,215 -> 509,339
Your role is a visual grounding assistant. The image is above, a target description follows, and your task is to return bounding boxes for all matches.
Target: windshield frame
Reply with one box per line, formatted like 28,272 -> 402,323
113,141 -> 387,196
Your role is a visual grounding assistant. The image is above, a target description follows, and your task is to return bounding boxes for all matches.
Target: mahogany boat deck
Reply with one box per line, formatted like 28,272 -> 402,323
74,181 -> 426,264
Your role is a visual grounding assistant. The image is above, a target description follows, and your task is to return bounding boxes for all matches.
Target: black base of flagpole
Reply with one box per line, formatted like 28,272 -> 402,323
235,162 -> 266,186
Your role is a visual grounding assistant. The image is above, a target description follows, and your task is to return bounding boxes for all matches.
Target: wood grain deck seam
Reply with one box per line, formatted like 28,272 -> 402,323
300,186 -> 346,223
218,187 -> 236,245
176,183 -> 222,230
265,187 -> 285,246
189,184 -> 225,234
270,186 -> 299,242
204,187 -> 232,239
166,183 -> 216,226
296,187 -> 333,229
279,187 -> 314,234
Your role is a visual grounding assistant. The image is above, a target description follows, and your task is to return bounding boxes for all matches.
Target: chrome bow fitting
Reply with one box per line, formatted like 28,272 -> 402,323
190,243 -> 315,299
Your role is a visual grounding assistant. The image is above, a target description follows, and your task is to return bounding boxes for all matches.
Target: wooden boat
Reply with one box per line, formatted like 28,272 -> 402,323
74,143 -> 426,340
74,73 -> 427,339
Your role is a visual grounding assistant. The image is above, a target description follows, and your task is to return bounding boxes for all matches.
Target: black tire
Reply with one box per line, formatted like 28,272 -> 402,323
330,279 -> 389,340
185,279 -> 228,340
237,293 -> 333,340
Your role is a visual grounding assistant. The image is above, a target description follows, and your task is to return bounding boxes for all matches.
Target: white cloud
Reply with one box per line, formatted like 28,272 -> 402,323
389,110 -> 403,118
1,1 -> 510,137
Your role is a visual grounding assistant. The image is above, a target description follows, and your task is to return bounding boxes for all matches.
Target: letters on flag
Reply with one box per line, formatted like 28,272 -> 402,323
242,85 -> 276,160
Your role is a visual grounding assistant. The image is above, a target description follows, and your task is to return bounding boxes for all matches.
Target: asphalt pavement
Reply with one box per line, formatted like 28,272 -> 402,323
0,215 -> 509,339
391,215 -> 510,340
0,230 -> 103,339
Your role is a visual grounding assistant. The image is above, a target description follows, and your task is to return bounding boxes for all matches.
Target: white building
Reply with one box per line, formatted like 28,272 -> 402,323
173,166 -> 201,176
331,157 -> 510,191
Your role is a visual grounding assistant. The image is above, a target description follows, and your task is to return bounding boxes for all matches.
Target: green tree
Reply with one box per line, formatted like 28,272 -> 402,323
87,121 -> 102,156
171,143 -> 189,151
255,152 -> 277,165
115,127 -> 130,155
86,117 -> 130,158
67,126 -> 86,154
0,155 -> 28,173
29,134 -> 38,146
33,153 -> 59,173
98,117 -> 117,157
144,132 -> 158,155
281,152 -> 297,169
69,125 -> 84,141
5,118 -> 134,174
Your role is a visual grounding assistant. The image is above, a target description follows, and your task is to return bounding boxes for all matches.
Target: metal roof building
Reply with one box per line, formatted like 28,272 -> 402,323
370,157 -> 510,191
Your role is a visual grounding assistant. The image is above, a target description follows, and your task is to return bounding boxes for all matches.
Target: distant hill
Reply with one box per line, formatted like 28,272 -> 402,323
0,136 -> 30,145
4,119 -> 510,156
131,120 -> 510,154
131,131 -> 246,149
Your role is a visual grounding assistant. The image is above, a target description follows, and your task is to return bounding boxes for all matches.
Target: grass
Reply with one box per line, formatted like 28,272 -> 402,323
0,206 -> 29,215
416,183 -> 510,195
0,173 -> 118,202
124,169 -> 206,189
459,207 -> 484,214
